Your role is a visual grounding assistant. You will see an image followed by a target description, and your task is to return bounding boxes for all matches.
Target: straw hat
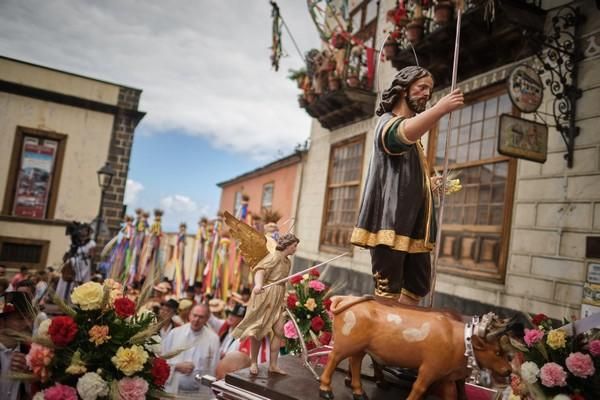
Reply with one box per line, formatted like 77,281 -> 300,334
209,298 -> 226,314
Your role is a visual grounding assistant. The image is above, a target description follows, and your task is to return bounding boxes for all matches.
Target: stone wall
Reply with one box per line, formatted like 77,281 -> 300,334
101,87 -> 145,245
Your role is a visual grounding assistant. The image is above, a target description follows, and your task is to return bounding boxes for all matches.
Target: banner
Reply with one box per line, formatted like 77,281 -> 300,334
13,137 -> 58,218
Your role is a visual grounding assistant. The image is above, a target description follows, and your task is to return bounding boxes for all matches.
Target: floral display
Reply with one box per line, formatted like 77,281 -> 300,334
23,281 -> 170,399
510,313 -> 599,399
283,271 -> 332,356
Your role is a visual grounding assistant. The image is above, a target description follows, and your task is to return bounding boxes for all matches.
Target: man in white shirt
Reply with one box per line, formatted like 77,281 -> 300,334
161,303 -> 220,398
217,303 -> 246,358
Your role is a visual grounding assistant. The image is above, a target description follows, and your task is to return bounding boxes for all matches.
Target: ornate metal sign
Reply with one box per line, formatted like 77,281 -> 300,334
498,114 -> 548,163
507,64 -> 544,113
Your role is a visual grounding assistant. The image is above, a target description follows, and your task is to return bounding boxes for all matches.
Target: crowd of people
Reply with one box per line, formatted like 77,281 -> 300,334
0,261 -> 269,399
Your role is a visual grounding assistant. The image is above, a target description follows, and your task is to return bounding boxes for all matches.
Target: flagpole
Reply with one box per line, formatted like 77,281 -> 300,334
262,252 -> 348,290
428,4 -> 463,308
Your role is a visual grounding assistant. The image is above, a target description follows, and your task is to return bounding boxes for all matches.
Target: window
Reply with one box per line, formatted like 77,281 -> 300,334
3,127 -> 66,219
261,183 -> 274,210
429,87 -> 516,281
321,135 -> 365,250
0,236 -> 49,270
233,191 -> 243,217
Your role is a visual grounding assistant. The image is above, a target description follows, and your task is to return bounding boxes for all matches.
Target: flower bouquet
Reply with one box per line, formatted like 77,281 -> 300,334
17,280 -> 172,400
283,269 -> 332,360
509,313 -> 600,399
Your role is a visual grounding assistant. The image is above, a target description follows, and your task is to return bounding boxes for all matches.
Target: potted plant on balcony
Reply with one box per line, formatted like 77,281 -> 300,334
433,0 -> 454,25
405,1 -> 426,44
288,68 -> 307,89
345,66 -> 360,88
330,30 -> 349,50
383,29 -> 402,60
328,71 -> 341,92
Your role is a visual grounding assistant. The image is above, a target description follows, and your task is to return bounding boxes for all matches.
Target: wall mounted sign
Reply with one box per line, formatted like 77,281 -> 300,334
507,64 -> 544,113
498,114 -> 548,163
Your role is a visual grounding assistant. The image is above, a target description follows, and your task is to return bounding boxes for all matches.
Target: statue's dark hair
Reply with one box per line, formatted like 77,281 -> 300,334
376,66 -> 434,116
276,233 -> 300,251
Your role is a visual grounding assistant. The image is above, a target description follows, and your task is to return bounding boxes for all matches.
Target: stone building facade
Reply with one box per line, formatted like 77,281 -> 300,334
0,56 -> 144,271
293,0 -> 600,320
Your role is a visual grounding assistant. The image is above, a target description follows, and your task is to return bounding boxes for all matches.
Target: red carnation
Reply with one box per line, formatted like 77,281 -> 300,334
323,298 -> 332,311
290,275 -> 303,285
114,297 -> 136,318
319,331 -> 332,346
151,357 -> 170,386
311,315 -> 325,332
286,293 -> 298,309
306,341 -> 316,351
48,316 -> 78,347
531,313 -> 549,326
309,269 -> 320,278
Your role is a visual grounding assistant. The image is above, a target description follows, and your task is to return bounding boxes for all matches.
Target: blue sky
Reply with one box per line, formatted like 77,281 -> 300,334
0,0 -> 323,231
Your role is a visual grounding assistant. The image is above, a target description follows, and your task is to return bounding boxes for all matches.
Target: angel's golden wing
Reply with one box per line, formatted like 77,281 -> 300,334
223,211 -> 269,268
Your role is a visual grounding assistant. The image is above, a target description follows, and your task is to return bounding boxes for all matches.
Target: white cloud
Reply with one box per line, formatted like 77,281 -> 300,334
124,179 -> 144,205
0,0 -> 321,159
160,194 -> 197,214
158,195 -> 214,232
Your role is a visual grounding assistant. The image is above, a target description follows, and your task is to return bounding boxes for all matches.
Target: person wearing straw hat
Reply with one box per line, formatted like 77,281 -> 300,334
350,65 -> 463,306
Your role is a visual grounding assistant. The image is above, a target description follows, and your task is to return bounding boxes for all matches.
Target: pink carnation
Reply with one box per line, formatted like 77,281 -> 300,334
308,280 -> 326,292
589,339 -> 600,357
523,328 -> 544,347
44,383 -> 78,400
283,320 -> 299,339
118,377 -> 149,400
26,343 -> 54,382
565,352 -> 595,378
539,362 -> 567,387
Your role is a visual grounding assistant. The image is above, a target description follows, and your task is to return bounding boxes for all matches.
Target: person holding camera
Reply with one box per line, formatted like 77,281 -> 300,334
55,222 -> 96,302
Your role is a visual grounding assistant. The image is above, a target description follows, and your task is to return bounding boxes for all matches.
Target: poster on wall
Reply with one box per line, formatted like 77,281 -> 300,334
498,114 -> 548,163
12,137 -> 58,219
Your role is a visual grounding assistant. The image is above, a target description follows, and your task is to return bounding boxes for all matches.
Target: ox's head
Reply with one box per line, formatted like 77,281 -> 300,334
471,313 -> 519,377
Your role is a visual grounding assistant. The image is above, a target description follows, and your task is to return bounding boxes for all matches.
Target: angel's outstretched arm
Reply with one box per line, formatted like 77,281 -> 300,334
253,270 -> 265,295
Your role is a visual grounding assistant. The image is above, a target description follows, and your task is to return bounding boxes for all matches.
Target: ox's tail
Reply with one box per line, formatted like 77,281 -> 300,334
329,295 -> 375,315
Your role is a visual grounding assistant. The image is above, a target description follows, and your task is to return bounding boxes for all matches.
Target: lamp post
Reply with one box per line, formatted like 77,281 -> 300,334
95,162 -> 115,244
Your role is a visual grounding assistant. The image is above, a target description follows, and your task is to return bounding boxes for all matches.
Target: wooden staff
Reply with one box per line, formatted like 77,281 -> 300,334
262,252 -> 349,289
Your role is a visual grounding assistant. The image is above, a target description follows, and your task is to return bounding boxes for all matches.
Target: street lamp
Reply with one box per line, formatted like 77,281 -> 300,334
95,162 -> 114,243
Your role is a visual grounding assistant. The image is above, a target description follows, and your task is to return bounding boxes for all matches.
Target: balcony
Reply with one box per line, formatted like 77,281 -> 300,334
301,87 -> 376,130
292,42 -> 377,131
388,0 -> 547,88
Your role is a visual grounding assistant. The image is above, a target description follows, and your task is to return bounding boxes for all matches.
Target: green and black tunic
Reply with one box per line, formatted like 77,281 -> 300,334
350,112 -> 436,253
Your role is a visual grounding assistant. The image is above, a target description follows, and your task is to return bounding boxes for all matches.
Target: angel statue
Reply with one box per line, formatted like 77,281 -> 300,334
224,211 -> 299,376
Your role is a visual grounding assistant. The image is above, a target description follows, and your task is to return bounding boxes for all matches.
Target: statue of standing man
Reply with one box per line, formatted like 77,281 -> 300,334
351,66 -> 464,305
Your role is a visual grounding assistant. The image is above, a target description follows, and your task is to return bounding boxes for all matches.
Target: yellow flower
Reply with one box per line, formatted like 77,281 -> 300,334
546,329 -> 567,349
66,351 -> 87,375
71,282 -> 104,310
111,345 -> 149,376
305,298 -> 317,312
89,325 -> 111,346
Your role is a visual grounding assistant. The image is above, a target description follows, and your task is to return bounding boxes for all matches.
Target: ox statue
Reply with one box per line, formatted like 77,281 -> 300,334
319,296 -> 515,400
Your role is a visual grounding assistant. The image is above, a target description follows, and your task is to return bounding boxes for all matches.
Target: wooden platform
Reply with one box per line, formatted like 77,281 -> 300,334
208,355 -> 502,400
211,355 -> 413,400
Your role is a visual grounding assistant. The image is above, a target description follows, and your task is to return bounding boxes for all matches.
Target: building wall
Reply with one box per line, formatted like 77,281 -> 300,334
0,93 -> 114,221
0,57 -> 143,270
293,0 -> 600,319
219,160 -> 302,226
